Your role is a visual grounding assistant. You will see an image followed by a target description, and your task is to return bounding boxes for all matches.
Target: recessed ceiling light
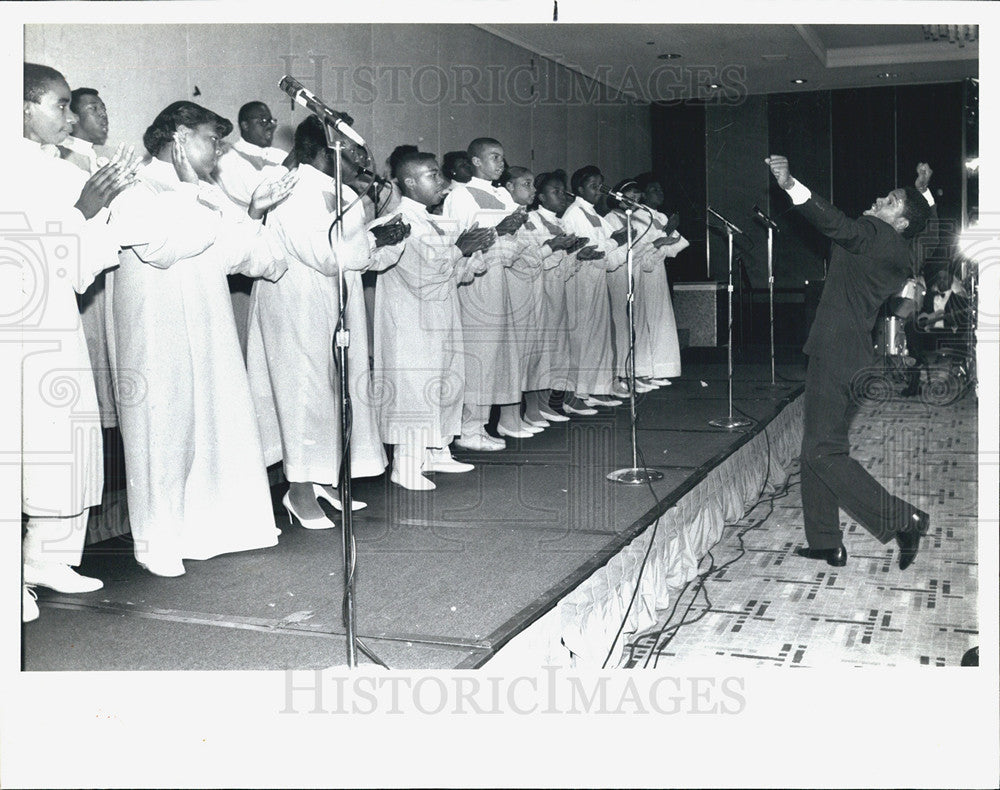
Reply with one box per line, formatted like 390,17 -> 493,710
657,53 -> 682,60
791,78 -> 808,84
707,83 -> 720,89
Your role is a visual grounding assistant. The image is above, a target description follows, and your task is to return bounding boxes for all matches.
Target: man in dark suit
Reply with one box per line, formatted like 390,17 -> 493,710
766,154 -> 934,570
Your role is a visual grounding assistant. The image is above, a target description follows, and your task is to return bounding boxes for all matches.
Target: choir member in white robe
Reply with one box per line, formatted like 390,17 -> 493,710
61,87 -> 119,428
246,116 -> 405,525
213,102 -> 287,209
560,166 -> 630,412
443,138 -> 527,450
18,63 -> 138,615
524,170 -> 592,424
637,174 -> 685,384
371,151 -> 493,489
106,101 -> 297,578
497,167 -> 545,437
603,181 -> 681,390
500,166 -> 585,432
213,101 -> 288,358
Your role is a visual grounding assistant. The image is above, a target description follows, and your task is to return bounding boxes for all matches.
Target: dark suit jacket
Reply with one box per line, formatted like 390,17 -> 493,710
797,194 -> 914,377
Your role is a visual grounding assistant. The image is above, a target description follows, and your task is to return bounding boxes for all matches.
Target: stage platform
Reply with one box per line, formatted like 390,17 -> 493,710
23,354 -> 808,671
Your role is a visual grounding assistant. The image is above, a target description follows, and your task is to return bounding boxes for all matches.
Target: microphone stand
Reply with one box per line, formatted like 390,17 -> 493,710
766,222 -> 777,385
608,205 -> 664,485
323,125 -> 357,668
753,207 -> 781,388
707,207 -> 753,430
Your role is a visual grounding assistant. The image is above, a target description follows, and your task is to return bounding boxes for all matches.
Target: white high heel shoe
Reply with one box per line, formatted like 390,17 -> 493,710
312,483 -> 367,512
282,491 -> 336,530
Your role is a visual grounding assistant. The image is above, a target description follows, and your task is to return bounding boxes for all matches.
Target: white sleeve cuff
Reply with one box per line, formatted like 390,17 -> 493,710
921,189 -> 935,207
785,179 -> 812,206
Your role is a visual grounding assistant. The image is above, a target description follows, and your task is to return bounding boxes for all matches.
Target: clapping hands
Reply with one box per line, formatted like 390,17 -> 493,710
371,214 -> 411,248
74,144 -> 142,219
248,170 -> 299,219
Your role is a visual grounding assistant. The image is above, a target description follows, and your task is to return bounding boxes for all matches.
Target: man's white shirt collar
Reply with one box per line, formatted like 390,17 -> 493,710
234,136 -> 285,164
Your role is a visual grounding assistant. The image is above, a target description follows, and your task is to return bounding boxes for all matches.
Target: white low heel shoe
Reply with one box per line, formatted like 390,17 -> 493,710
390,457 -> 436,490
497,424 -> 534,439
312,483 -> 367,512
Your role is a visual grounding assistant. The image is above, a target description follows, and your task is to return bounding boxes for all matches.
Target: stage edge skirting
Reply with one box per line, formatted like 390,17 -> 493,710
483,393 -> 804,670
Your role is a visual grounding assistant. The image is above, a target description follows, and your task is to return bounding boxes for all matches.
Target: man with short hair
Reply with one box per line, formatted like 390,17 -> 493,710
372,151 -> 495,489
61,86 -> 118,430
443,137 -> 528,450
213,101 -> 288,358
214,101 -> 287,209
61,87 -> 107,172
18,63 -> 136,620
766,154 -> 934,572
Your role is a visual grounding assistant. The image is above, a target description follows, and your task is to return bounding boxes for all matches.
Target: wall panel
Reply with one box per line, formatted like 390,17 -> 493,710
530,59 -> 569,174
371,24 -> 441,167
24,23 -> 651,190
705,96 -> 769,286
767,90 -> 831,288
486,36 -> 534,171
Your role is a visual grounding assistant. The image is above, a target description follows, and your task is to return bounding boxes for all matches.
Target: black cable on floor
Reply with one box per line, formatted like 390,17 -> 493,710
648,472 -> 801,667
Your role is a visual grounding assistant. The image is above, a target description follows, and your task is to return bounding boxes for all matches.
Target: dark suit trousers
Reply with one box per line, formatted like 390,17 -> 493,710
800,354 -> 916,548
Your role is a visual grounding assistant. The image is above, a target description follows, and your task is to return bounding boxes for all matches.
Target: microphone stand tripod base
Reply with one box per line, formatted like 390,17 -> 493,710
607,467 -> 664,485
708,415 -> 753,430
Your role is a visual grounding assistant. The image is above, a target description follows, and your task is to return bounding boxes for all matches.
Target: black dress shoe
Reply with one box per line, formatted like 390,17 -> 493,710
794,544 -> 848,567
895,510 -> 929,571
896,529 -> 921,570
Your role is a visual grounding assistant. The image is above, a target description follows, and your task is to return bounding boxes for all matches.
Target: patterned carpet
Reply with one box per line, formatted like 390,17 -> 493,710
624,390 -> 979,668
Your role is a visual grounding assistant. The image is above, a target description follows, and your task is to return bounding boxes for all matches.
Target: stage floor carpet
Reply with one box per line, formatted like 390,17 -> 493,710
24,354 -> 809,670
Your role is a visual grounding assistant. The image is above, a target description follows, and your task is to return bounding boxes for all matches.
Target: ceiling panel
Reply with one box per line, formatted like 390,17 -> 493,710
482,23 -> 977,100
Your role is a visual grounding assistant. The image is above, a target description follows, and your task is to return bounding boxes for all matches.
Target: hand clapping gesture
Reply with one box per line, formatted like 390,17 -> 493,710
248,170 -> 299,220
371,214 -> 411,248
495,207 -> 529,237
545,232 -> 577,251
456,221 -> 496,257
74,143 -> 142,219
575,244 -> 605,261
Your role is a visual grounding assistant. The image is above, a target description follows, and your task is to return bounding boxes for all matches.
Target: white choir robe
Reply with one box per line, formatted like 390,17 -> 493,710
61,136 -> 118,428
603,209 -> 647,381
213,138 -> 288,210
246,164 -> 393,483
530,206 -> 578,392
443,176 -> 521,406
15,138 -> 119,521
638,209 -> 683,379
559,196 -> 627,396
508,211 -> 558,392
371,197 -> 483,448
213,137 -> 288,358
106,158 -> 286,566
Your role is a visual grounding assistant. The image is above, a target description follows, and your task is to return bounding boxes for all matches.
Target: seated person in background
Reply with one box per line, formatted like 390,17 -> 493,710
901,262 -> 971,396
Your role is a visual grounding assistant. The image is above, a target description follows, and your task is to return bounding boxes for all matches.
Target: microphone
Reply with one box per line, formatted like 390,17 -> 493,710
752,204 -> 779,230
707,205 -> 744,235
278,75 -> 366,147
599,185 -> 650,211
357,166 -> 390,188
